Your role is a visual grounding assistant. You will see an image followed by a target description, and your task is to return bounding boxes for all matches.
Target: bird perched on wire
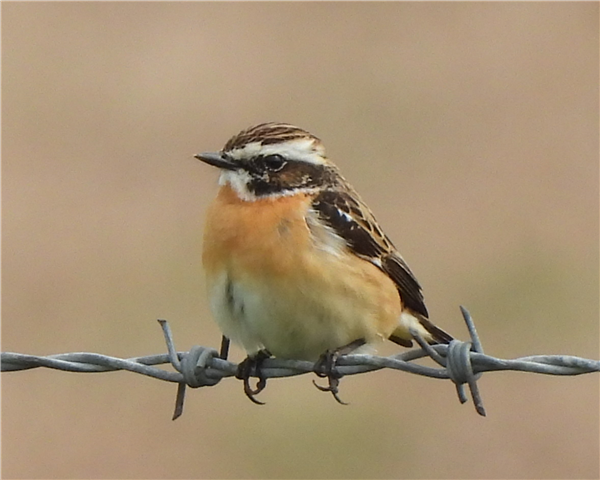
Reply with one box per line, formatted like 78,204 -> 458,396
195,122 -> 453,403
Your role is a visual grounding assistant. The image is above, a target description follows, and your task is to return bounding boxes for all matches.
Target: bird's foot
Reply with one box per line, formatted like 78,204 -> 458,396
236,349 -> 271,405
313,349 -> 346,404
313,338 -> 366,405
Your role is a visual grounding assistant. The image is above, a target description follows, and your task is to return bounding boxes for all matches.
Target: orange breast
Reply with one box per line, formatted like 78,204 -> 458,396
202,185 -> 315,279
201,184 -> 403,359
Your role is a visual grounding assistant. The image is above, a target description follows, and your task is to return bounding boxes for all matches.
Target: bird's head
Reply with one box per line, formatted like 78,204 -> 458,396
195,123 -> 341,201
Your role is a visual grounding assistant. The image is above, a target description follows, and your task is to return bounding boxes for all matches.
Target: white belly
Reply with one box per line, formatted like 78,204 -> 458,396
207,266 -> 395,361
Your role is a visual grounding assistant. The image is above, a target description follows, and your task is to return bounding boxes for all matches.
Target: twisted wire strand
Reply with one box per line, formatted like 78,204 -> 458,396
2,308 -> 598,419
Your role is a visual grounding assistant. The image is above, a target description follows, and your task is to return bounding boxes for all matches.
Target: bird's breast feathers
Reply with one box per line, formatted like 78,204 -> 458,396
202,185 -> 402,360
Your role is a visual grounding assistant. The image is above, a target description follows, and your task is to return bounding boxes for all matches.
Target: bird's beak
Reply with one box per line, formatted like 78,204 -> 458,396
194,152 -> 238,171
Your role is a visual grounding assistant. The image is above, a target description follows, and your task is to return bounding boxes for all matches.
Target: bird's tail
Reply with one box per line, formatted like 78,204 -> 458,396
389,311 -> 453,347
418,316 -> 454,344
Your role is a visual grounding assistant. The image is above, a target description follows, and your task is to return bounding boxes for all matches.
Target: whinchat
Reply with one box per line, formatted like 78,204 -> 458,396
196,122 -> 453,402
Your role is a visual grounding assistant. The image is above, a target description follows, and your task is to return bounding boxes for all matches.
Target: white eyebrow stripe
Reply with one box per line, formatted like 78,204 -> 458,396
227,139 -> 327,165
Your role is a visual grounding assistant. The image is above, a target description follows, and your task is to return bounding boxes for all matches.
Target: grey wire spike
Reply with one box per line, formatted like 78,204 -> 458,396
458,306 -> 486,415
158,319 -> 188,420
460,306 -> 484,354
410,307 -> 487,417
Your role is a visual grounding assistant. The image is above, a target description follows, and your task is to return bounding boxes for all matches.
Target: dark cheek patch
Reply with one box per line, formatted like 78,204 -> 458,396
248,163 -> 335,196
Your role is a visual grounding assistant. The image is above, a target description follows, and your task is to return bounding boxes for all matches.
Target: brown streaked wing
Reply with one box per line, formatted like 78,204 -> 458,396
311,189 -> 428,318
381,255 -> 428,317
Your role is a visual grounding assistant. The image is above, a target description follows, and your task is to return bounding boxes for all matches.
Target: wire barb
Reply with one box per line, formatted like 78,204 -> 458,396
409,307 -> 486,416
158,320 -> 224,419
2,307 -> 598,419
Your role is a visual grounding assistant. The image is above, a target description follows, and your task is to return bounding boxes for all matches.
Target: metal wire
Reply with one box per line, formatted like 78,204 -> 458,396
2,307 -> 598,420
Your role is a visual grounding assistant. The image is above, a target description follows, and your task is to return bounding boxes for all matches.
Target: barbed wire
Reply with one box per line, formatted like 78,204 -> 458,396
2,307 -> 598,420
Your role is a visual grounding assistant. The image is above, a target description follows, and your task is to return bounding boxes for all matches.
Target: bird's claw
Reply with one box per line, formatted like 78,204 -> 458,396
313,350 -> 348,405
236,350 -> 270,405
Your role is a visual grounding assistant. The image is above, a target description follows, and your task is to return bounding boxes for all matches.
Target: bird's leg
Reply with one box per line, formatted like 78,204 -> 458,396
236,349 -> 271,405
313,338 -> 366,405
219,336 -> 230,359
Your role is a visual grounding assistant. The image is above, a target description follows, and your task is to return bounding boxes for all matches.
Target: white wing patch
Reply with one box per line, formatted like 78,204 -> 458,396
306,208 -> 347,258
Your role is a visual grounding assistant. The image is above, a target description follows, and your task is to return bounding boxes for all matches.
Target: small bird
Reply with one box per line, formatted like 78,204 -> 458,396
196,122 -> 453,403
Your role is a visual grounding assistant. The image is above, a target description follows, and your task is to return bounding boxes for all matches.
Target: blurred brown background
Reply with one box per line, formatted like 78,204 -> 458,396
2,3 -> 598,479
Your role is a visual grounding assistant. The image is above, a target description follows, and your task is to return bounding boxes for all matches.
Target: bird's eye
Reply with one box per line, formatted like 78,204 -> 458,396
262,154 -> 287,171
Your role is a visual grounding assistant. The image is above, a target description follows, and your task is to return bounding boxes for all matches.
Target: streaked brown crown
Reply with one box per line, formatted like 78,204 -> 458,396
223,122 -> 322,152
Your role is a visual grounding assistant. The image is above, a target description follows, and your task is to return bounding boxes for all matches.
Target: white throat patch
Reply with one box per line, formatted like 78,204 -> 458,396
219,169 -> 256,202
